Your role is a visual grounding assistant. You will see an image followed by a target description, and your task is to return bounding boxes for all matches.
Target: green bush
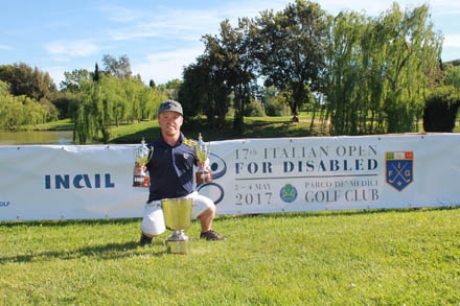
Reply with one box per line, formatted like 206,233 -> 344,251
423,86 -> 459,132
243,100 -> 266,117
264,97 -> 290,116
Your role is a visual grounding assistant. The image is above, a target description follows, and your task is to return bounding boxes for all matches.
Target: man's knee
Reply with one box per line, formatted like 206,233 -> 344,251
141,217 -> 165,236
198,206 -> 215,219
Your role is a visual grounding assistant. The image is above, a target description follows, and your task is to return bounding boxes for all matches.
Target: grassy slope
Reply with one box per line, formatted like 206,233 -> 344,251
41,116 -> 460,144
111,116 -> 331,144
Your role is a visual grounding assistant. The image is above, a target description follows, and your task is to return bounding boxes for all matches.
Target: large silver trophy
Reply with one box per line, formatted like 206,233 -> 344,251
195,133 -> 212,184
162,198 -> 193,255
133,138 -> 153,188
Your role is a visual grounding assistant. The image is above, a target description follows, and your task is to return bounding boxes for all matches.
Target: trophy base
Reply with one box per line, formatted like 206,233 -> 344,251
133,164 -> 150,187
195,169 -> 212,184
166,231 -> 190,255
133,178 -> 149,188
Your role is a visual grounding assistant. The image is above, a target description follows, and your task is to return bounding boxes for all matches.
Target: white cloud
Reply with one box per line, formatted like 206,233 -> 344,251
99,4 -> 141,23
0,45 -> 14,50
44,40 -> 101,58
109,23 -> 163,41
108,7 -> 223,42
133,46 -> 205,85
443,34 -> 460,48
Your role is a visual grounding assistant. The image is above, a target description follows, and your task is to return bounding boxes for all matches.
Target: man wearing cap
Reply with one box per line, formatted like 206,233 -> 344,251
138,99 -> 226,246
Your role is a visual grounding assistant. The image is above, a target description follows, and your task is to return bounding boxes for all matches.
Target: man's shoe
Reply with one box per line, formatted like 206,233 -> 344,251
200,230 -> 226,241
139,234 -> 153,246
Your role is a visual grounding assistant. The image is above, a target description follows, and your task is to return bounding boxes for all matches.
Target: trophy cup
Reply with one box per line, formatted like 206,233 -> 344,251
133,138 -> 153,188
162,198 -> 193,255
195,133 -> 212,184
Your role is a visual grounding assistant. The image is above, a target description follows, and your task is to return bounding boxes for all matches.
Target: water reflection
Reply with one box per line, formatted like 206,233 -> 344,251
0,130 -> 74,145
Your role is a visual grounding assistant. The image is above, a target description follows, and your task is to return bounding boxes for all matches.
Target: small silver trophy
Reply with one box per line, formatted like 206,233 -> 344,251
162,198 -> 193,255
133,138 -> 153,188
195,133 -> 212,184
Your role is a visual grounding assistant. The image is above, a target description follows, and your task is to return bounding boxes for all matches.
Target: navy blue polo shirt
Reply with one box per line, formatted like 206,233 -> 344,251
146,132 -> 197,202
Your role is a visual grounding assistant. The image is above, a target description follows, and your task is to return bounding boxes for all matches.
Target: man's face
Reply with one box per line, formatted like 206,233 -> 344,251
158,111 -> 183,136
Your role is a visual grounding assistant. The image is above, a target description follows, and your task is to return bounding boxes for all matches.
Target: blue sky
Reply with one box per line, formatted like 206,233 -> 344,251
1,0 -> 459,88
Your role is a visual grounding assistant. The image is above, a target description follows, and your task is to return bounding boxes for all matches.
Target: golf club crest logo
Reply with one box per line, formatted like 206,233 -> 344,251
280,183 -> 298,203
385,151 -> 413,191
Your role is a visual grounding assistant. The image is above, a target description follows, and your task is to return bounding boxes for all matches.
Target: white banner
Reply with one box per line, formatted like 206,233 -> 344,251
1,134 -> 460,221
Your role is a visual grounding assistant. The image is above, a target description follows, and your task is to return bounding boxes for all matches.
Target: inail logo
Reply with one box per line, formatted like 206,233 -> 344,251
45,173 -> 115,189
0,201 -> 10,207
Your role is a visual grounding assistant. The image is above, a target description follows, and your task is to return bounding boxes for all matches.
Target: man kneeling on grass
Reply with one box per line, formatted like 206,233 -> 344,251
138,100 -> 226,246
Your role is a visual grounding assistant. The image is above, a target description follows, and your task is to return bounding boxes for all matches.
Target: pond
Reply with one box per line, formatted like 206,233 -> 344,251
0,130 -> 74,145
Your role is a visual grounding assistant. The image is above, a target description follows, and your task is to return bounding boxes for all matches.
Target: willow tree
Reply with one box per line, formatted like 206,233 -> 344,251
99,75 -> 126,127
324,3 -> 441,135
73,59 -> 166,143
74,78 -> 110,143
324,11 -> 367,135
376,3 -> 441,133
73,61 -> 113,144
124,76 -> 146,123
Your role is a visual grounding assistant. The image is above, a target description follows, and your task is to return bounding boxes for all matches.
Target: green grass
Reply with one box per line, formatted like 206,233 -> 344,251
32,119 -> 74,131
1,207 -> 459,305
34,115 -> 460,144
110,115 -> 321,143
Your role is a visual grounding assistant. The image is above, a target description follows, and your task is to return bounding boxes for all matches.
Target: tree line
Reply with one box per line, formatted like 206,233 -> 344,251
0,56 -> 173,142
1,0 -> 459,143
178,1 -> 458,134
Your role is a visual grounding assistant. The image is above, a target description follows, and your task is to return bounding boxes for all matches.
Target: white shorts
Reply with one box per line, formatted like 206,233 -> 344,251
141,191 -> 214,236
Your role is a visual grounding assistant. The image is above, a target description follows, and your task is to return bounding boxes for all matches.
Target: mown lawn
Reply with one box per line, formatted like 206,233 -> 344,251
1,207 -> 459,305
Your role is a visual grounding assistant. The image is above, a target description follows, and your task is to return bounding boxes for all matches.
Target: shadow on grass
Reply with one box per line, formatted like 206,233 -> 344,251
0,218 -> 169,263
2,205 -> 458,264
0,240 -> 168,264
0,217 -> 141,228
